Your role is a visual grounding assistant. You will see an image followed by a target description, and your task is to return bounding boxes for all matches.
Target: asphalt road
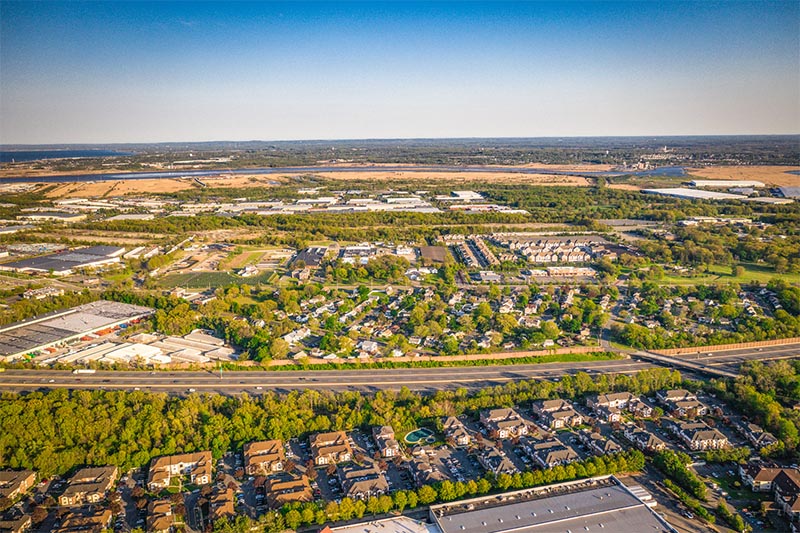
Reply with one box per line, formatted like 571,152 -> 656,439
0,359 -> 653,394
667,343 -> 800,372
1,344 -> 796,395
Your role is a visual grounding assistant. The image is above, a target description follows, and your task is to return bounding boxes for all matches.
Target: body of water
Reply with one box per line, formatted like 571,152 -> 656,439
0,150 -> 133,163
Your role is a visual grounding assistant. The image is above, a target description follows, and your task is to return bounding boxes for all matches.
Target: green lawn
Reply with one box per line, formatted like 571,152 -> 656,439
659,263 -> 800,286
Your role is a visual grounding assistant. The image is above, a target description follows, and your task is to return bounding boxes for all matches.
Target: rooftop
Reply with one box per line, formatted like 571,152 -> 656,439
430,476 -> 673,533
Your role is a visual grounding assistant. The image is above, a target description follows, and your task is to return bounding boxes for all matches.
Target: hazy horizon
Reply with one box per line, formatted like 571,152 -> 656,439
2,133 -> 800,151
1,1 -> 799,144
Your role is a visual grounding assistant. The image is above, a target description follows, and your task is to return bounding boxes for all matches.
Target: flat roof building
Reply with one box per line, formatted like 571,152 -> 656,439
0,300 -> 154,361
429,476 -> 674,533
16,211 -> 87,223
642,188 -> 747,201
0,245 -> 125,275
689,180 -> 765,188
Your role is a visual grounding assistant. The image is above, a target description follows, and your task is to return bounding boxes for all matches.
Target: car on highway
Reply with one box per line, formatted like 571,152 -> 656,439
187,388 -> 196,393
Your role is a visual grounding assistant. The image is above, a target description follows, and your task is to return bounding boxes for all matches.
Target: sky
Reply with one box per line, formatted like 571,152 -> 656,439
1,1 -> 798,144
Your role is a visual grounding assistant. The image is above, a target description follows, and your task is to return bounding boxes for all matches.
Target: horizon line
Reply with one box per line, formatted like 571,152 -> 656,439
3,133 -> 800,149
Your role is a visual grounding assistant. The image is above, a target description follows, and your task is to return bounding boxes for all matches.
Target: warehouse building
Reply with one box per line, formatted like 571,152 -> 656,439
428,476 -> 674,533
0,245 -> 125,275
688,180 -> 765,188
642,188 -> 747,201
0,300 -> 154,361
16,211 -> 87,223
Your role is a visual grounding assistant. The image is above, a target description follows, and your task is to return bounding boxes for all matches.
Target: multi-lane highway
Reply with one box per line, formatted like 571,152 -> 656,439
667,343 -> 800,373
0,344 -> 796,394
0,359 -> 653,394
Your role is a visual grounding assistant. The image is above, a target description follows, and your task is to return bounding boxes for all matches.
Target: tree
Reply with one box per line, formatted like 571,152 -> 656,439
541,320 -> 560,340
393,490 -> 408,511
418,485 -> 438,505
285,509 -> 302,530
270,339 -> 289,359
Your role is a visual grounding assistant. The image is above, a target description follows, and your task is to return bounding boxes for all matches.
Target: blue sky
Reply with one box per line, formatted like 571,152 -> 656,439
1,1 -> 798,143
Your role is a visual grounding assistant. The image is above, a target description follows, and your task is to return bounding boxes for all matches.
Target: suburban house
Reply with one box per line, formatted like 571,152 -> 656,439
0,514 -> 31,533
0,470 -> 36,500
407,457 -> 448,487
311,431 -> 353,465
739,423 -> 779,449
442,417 -> 472,447
739,463 -> 785,492
59,466 -> 118,507
148,451 -> 212,491
541,408 -> 584,430
340,462 -> 389,500
656,389 -> 707,417
477,447 -> 517,475
667,420 -> 729,450
578,430 -> 621,456
669,399 -> 709,418
209,487 -> 235,523
531,399 -> 572,416
527,440 -> 579,469
623,425 -> 666,452
656,389 -> 696,404
265,475 -> 313,508
532,399 -> 583,429
372,426 -> 401,458
54,508 -> 112,533
146,499 -> 174,533
774,469 -> 800,528
587,392 -> 653,419
480,408 -> 529,439
628,399 -> 654,418
586,392 -> 635,411
594,404 -> 622,423
243,440 -> 285,475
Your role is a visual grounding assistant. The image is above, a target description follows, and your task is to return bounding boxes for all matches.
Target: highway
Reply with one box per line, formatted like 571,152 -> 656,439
0,359 -> 653,394
667,343 -> 800,372
0,344 -> 796,395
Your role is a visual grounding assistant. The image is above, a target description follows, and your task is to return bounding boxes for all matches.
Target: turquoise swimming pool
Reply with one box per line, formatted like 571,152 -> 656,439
405,427 -> 435,444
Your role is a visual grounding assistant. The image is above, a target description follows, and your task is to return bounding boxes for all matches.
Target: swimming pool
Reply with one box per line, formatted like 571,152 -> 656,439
404,427 -> 435,444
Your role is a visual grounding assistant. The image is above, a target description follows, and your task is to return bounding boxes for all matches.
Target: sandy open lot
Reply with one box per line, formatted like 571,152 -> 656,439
44,175 -> 283,198
309,170 -> 592,185
39,170 -> 592,198
686,165 -> 800,186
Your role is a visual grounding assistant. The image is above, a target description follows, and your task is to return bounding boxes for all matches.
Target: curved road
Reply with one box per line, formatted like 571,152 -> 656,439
0,359 -> 652,394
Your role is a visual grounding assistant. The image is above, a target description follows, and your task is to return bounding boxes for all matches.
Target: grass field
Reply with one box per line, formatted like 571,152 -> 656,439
659,263 -> 800,286
158,270 -> 277,288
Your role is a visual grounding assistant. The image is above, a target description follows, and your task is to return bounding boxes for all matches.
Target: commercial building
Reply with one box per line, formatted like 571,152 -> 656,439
428,476 -> 673,533
16,211 -> 87,223
688,180 -> 765,188
0,300 -> 154,362
0,245 -> 125,275
642,188 -> 747,201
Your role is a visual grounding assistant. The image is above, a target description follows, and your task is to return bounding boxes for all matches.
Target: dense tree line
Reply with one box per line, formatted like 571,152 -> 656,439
0,368 -> 680,478
709,359 -> 800,454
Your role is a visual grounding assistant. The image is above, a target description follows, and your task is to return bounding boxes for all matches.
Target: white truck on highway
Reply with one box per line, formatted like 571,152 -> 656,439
72,369 -> 96,374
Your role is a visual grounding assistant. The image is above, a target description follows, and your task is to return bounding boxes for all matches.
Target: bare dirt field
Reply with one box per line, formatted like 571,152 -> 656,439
686,165 -> 800,186
43,175 -> 283,198
607,183 -> 642,191
309,170 -> 593,186
37,170 -> 592,198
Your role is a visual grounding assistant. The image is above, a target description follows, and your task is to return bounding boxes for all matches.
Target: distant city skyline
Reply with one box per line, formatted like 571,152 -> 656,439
1,1 -> 798,144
